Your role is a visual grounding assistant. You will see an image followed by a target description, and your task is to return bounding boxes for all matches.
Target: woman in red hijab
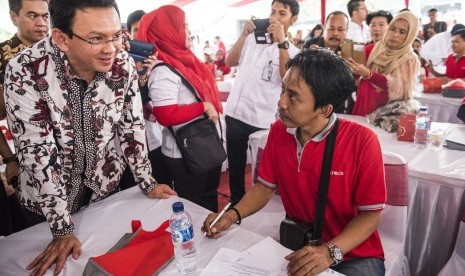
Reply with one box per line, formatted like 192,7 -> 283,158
137,5 -> 223,212
213,49 -> 231,81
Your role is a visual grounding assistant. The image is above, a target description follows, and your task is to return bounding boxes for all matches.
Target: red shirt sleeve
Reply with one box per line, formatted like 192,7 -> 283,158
153,103 -> 204,127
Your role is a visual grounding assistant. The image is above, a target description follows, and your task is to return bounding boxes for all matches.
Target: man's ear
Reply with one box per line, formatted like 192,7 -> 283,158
318,104 -> 334,119
52,29 -> 70,52
291,15 -> 298,26
10,11 -> 18,27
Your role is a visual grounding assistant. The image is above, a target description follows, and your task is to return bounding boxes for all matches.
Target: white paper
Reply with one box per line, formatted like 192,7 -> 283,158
200,237 -> 344,276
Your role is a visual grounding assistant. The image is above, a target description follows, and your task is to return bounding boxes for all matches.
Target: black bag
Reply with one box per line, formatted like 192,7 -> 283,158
279,119 -> 339,251
154,63 -> 227,175
279,216 -> 314,251
172,117 -> 227,175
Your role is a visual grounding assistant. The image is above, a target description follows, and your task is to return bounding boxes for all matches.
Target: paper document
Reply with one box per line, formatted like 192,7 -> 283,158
200,237 -> 344,276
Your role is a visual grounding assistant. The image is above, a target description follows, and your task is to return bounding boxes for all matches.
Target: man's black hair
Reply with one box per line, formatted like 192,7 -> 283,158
452,28 -> 465,41
126,10 -> 145,32
272,0 -> 300,17
49,0 -> 120,37
286,49 -> 355,112
428,8 -> 438,13
9,0 -> 48,14
347,0 -> 364,17
451,24 -> 465,34
366,10 -> 393,26
324,11 -> 349,29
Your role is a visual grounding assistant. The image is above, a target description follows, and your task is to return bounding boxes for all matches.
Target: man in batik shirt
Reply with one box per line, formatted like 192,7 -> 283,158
0,0 -> 49,190
3,0 -> 176,275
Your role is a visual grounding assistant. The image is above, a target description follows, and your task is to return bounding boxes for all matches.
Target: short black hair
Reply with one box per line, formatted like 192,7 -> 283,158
452,28 -> 465,41
286,49 -> 355,112
49,0 -> 120,37
272,0 -> 300,17
126,10 -> 145,32
347,0 -> 364,17
9,0 -> 48,14
366,10 -> 393,26
325,11 -> 349,29
428,8 -> 438,13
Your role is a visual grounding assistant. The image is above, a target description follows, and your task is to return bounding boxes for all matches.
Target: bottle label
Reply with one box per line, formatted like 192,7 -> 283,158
171,225 -> 194,244
415,117 -> 430,130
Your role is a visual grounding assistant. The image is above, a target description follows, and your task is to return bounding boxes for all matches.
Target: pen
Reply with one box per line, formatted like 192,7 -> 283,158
204,202 -> 232,236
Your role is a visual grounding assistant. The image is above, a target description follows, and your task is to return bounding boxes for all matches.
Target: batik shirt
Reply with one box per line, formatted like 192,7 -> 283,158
0,34 -> 27,96
3,36 -> 156,238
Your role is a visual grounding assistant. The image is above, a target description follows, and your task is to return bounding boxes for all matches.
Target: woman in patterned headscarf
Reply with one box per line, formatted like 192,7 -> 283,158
349,11 -> 420,116
137,5 -> 222,212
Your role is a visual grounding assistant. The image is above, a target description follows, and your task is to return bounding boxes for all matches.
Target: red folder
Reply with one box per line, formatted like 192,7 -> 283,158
397,114 -> 416,142
85,220 -> 174,276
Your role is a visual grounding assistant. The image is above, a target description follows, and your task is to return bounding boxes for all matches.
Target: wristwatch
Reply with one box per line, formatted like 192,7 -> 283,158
324,241 -> 344,266
277,40 -> 289,49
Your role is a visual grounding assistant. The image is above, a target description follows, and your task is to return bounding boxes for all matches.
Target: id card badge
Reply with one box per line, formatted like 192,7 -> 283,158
261,61 -> 273,81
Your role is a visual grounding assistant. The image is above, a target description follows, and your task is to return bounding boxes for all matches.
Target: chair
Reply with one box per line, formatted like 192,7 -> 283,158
437,207 -> 465,276
248,130 -> 269,185
378,151 -> 410,276
216,81 -> 232,102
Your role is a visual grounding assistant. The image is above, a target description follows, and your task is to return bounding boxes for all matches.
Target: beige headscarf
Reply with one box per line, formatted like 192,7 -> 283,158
366,11 -> 420,101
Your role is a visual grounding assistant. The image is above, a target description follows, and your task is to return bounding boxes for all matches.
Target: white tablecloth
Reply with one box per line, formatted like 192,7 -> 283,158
413,91 -> 463,124
248,114 -> 465,276
0,187 -> 268,276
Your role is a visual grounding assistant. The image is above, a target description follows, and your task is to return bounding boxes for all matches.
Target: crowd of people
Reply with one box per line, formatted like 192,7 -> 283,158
0,0 -> 464,276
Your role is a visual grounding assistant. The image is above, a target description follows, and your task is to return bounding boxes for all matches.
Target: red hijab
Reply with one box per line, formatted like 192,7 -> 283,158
137,5 -> 222,112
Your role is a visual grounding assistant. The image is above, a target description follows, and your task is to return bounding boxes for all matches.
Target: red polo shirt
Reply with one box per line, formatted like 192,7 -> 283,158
258,117 -> 386,260
446,54 -> 465,79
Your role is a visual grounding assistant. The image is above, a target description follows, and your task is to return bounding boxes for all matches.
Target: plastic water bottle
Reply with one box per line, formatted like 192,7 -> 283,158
169,202 -> 197,275
414,106 -> 431,148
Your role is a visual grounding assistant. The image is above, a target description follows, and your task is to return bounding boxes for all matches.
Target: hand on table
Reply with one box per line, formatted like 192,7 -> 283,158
146,183 -> 177,199
285,245 -> 333,275
27,234 -> 81,276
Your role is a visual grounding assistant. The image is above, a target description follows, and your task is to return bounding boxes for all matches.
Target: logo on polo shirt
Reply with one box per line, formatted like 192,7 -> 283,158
330,171 -> 345,176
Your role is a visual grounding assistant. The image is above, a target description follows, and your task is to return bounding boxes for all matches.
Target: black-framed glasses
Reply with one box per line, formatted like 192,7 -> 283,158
70,30 -> 123,48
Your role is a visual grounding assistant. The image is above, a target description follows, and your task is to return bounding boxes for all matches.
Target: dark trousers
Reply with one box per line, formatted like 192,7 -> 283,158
164,155 -> 221,212
0,180 -> 28,236
225,116 -> 265,204
120,147 -> 171,190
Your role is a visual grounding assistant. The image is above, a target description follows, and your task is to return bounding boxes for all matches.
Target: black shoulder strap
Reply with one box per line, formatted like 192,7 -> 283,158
312,118 -> 339,240
153,62 -> 223,140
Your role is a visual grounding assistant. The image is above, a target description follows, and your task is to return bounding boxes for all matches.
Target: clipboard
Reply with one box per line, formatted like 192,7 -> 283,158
253,18 -> 272,44
341,39 -> 366,64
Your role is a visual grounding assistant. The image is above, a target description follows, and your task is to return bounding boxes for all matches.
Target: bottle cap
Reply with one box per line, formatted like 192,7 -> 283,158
172,202 -> 184,212
420,106 -> 428,112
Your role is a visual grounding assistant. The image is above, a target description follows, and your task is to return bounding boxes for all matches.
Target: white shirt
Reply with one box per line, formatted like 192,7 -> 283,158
145,120 -> 163,151
149,65 -> 204,158
346,21 -> 371,43
224,34 -> 299,129
420,31 -> 452,67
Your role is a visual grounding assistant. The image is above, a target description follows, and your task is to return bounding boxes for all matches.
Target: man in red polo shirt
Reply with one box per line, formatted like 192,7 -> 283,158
428,28 -> 465,81
203,49 -> 386,276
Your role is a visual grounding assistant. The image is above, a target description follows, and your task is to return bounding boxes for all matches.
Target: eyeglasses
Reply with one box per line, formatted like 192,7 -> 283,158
70,30 -> 123,48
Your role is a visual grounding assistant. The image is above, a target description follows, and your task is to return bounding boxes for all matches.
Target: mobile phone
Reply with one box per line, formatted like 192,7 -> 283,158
128,40 -> 155,75
252,18 -> 272,44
